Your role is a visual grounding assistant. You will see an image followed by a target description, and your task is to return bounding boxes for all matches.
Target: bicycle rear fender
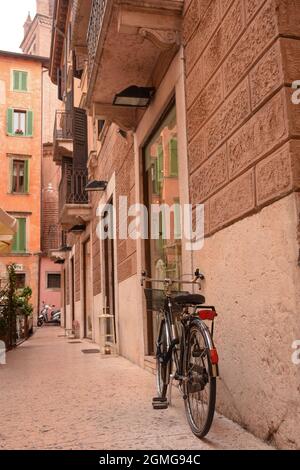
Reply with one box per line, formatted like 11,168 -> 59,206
190,318 -> 219,378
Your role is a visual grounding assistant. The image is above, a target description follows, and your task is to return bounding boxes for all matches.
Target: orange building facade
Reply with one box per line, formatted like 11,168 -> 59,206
0,51 -> 47,319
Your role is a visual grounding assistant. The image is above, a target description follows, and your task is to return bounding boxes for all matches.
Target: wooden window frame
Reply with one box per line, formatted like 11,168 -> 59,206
7,109 -> 33,137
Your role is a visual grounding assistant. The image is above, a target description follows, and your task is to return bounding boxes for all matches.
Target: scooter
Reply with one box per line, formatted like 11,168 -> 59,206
37,303 -> 61,326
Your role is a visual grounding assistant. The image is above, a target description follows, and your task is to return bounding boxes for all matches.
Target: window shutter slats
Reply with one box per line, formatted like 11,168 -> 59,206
21,72 -> 27,91
25,160 -> 29,193
7,108 -> 13,135
169,138 -> 178,177
13,71 -> 19,90
13,71 -> 28,91
26,111 -> 33,136
19,218 -> 26,252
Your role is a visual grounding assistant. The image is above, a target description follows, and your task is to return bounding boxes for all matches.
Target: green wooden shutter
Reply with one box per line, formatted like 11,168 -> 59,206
12,218 -> 26,253
13,71 -> 19,90
21,72 -> 28,91
169,138 -> 178,177
157,145 -> 163,182
7,108 -> 13,135
9,159 -> 13,193
24,160 -> 29,193
18,218 -> 26,252
26,111 -> 33,136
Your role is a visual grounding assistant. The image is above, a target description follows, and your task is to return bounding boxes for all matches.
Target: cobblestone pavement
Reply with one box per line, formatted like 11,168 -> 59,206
0,328 -> 272,450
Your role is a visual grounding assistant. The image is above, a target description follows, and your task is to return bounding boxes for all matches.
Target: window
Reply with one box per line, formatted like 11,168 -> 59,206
11,159 -> 29,193
12,70 -> 28,92
16,274 -> 26,289
7,109 -> 33,137
12,218 -> 27,253
97,120 -> 105,138
47,273 -> 61,290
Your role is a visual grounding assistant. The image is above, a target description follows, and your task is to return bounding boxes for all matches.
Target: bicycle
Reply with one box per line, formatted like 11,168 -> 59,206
141,269 -> 219,438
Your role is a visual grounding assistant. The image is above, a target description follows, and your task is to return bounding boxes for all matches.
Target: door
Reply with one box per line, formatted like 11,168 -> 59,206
102,199 -> 116,347
63,268 -> 67,328
144,104 -> 182,355
70,257 -> 75,323
83,238 -> 93,339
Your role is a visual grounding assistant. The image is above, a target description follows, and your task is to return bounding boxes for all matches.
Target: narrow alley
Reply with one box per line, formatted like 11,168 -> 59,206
0,328 -> 271,451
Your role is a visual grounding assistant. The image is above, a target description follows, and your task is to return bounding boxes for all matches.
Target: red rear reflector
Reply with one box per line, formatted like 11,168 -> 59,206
210,348 -> 219,365
198,309 -> 217,321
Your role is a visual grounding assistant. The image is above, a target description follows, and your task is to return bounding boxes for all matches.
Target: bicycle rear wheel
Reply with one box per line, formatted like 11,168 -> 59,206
156,319 -> 171,399
183,320 -> 216,438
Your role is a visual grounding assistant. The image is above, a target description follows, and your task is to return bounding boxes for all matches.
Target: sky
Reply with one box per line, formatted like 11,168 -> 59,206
0,1 -> 36,53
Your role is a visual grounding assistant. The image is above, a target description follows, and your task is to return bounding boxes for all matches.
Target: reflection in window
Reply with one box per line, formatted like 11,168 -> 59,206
145,105 -> 182,282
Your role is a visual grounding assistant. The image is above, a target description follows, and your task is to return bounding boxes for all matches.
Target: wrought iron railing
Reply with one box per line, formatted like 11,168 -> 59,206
87,0 -> 107,78
54,110 -> 73,142
59,167 -> 89,215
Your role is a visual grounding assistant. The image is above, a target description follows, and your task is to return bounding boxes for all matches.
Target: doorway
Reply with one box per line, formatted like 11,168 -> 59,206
83,238 -> 93,339
70,257 -> 75,323
102,198 -> 116,349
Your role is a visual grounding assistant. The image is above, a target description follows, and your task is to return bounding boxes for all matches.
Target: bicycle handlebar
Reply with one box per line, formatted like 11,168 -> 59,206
140,269 -> 205,288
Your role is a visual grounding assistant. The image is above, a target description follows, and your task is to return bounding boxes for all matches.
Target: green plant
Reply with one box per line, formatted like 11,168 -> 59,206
16,286 -> 33,317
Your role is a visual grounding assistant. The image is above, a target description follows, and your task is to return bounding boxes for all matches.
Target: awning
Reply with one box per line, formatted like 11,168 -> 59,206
0,209 -> 17,254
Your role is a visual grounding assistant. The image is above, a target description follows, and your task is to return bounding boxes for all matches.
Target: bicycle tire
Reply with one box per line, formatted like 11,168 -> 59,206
183,319 -> 216,438
156,319 -> 171,399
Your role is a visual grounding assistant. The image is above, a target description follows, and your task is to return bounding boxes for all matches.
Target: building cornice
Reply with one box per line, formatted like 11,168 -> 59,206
50,0 -> 69,84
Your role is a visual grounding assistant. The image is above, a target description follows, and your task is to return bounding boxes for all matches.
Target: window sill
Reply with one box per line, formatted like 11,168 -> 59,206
8,192 -> 30,196
0,252 -> 31,257
7,134 -> 33,138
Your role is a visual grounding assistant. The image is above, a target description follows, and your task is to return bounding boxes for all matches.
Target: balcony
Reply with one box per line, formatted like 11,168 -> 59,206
53,111 -> 73,164
59,167 -> 92,228
85,0 -> 183,129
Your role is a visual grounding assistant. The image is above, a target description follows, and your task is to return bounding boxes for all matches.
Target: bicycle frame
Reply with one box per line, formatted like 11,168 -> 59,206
159,301 -> 219,381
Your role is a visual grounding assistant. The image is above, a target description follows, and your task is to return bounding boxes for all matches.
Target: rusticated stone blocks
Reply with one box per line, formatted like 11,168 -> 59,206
188,129 -> 207,174
249,41 -> 283,110
206,78 -> 250,155
185,0 -> 220,73
190,145 -> 228,204
281,38 -> 300,84
209,170 -> 255,233
223,0 -> 278,97
183,0 -> 211,45
256,144 -> 293,206
184,0 -> 300,237
276,0 -> 300,38
228,90 -> 288,179
245,0 -> 265,23
220,0 -> 235,17
202,0 -> 245,84
186,56 -> 204,110
187,70 -> 223,137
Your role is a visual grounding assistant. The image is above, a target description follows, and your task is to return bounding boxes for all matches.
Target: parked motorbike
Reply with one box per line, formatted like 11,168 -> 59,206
38,302 -> 61,326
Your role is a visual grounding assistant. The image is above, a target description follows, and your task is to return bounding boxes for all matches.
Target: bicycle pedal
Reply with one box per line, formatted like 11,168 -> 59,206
152,397 -> 168,410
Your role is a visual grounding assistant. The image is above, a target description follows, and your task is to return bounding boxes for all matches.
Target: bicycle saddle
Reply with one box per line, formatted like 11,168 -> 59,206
174,294 -> 205,306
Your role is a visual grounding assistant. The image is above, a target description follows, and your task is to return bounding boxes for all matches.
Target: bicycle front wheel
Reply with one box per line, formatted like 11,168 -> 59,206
156,319 -> 172,399
183,320 -> 216,438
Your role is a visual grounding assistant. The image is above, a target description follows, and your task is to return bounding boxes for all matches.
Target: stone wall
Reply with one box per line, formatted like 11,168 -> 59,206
92,125 -> 137,284
184,0 -> 300,236
183,0 -> 300,448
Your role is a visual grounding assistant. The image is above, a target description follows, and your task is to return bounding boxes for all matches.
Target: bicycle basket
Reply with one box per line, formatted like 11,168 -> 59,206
144,288 -> 189,314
